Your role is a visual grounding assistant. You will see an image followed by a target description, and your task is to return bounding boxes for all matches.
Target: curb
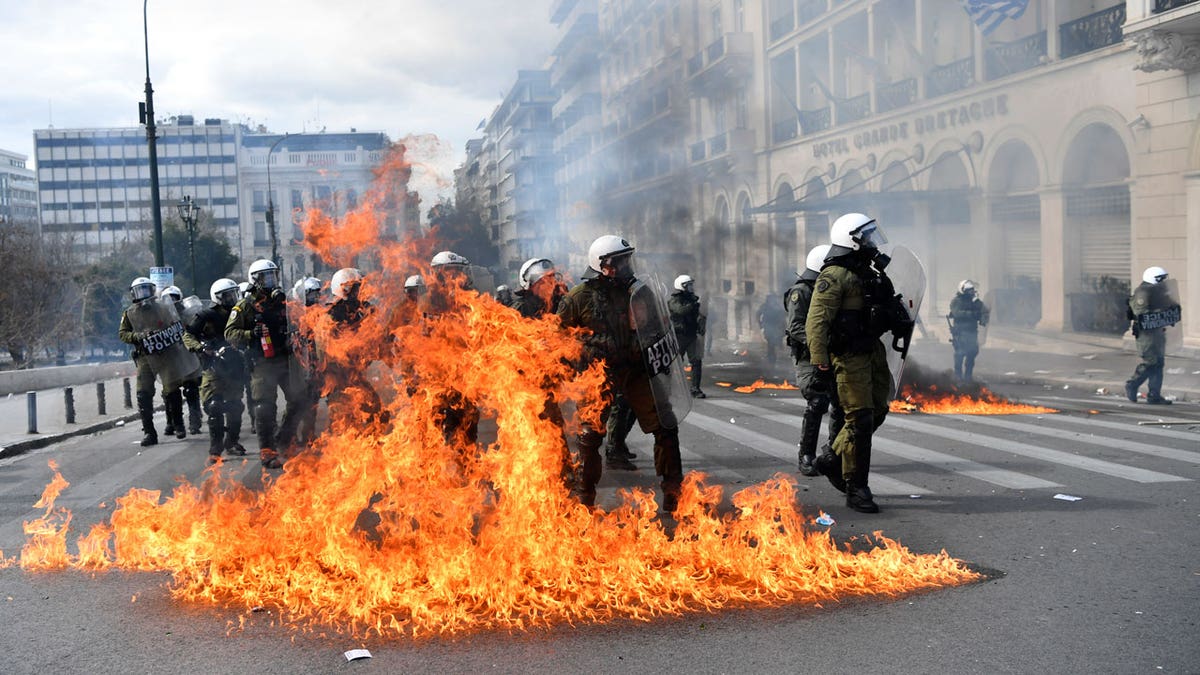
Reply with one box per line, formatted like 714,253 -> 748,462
0,412 -> 141,460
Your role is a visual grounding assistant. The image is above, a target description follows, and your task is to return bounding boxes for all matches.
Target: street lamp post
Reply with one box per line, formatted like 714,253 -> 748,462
177,196 -> 200,295
140,0 -> 165,267
265,134 -> 290,269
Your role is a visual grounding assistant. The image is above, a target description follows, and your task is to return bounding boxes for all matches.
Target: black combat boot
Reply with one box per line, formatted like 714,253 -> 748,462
136,392 -> 158,447
606,401 -> 638,462
185,381 -> 203,435
165,389 -> 186,439
224,403 -> 247,455
690,361 -> 706,398
606,448 -> 638,471
845,417 -> 879,513
207,413 -> 225,462
575,429 -> 605,508
798,396 -> 826,476
257,407 -> 282,468
814,442 -> 846,493
654,428 -> 683,513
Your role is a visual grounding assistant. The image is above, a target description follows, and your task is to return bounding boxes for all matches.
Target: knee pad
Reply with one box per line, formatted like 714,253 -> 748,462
577,428 -> 605,451
853,410 -> 875,437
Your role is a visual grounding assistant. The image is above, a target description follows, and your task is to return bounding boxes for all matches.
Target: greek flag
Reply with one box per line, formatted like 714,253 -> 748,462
960,0 -> 1029,36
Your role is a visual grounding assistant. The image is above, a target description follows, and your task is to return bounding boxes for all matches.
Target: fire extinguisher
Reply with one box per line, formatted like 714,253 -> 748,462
258,322 -> 276,358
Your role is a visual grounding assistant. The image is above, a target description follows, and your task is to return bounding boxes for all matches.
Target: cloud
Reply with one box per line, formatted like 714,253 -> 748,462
0,0 -> 557,204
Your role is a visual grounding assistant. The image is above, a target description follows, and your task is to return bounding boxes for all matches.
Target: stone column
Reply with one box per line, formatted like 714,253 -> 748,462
1184,171 -> 1200,350
1036,186 -> 1068,331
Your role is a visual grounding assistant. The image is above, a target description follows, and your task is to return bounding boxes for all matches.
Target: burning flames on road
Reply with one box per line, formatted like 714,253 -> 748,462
889,365 -> 1058,415
3,146 -> 980,637
733,379 -> 798,394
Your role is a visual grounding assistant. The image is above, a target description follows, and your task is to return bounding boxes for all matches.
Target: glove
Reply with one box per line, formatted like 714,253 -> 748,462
805,365 -> 833,398
252,324 -> 269,337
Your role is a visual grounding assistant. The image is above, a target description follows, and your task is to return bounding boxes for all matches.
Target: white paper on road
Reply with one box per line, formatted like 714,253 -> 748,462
1053,494 -> 1083,502
344,649 -> 372,661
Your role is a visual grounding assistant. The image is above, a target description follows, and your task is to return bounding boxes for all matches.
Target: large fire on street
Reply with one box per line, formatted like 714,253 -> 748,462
2,147 -> 980,638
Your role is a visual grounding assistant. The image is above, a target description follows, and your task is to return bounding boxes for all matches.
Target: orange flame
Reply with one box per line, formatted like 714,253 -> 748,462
733,379 -> 799,394
8,144 -> 980,636
890,384 -> 1057,415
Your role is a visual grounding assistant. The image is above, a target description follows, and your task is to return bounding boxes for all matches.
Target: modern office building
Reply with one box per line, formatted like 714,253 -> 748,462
0,148 -> 37,226
34,116 -> 242,261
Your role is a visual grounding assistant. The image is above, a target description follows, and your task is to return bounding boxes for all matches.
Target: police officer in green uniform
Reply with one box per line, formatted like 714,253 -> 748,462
806,213 -> 910,514
289,276 -> 324,446
159,285 -> 203,436
948,279 -> 990,382
668,274 -> 707,398
118,276 -> 163,447
786,244 -> 844,477
326,267 -> 387,425
183,278 -> 247,462
509,257 -> 567,319
225,259 -> 300,468
1125,266 -> 1178,405
558,235 -> 684,512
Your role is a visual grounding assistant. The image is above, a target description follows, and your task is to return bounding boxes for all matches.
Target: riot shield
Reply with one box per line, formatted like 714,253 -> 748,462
1139,279 -> 1183,353
178,296 -> 205,327
629,274 -> 692,428
127,298 -> 202,389
883,246 -> 927,400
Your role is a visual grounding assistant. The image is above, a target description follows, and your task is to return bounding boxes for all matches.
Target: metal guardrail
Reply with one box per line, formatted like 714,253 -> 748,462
1059,4 -> 1125,59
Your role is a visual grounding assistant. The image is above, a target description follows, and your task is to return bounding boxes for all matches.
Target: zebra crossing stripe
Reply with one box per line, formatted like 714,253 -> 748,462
706,399 -> 1059,490
889,416 -> 1190,484
955,415 -> 1200,465
678,443 -> 755,484
1042,413 -> 1200,444
684,410 -> 931,495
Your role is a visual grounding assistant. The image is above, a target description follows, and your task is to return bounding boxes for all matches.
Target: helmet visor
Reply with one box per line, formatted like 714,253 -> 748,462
131,283 -> 155,302
853,221 -> 887,250
604,252 -> 636,280
215,288 -> 239,307
524,260 -> 556,287
255,270 -> 279,290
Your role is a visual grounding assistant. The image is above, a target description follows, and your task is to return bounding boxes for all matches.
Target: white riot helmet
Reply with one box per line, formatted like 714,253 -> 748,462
210,278 -> 239,307
248,258 -> 280,290
237,281 -> 252,298
587,235 -> 635,277
830,213 -> 886,252
404,274 -> 425,290
958,279 -> 978,295
290,277 -> 322,306
673,274 -> 694,292
330,267 -> 363,300
158,285 -> 182,303
1142,266 -> 1168,285
519,258 -> 556,290
129,277 -> 156,303
801,244 -> 832,280
430,250 -> 470,269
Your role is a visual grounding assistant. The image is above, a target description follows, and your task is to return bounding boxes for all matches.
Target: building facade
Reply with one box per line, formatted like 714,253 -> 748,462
237,131 -> 398,279
34,117 -> 242,262
0,148 -> 37,226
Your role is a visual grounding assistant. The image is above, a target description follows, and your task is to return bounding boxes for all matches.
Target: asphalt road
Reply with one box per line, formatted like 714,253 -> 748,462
0,370 -> 1197,674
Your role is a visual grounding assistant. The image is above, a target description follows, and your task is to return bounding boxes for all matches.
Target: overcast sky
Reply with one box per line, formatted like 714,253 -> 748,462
0,0 -> 558,204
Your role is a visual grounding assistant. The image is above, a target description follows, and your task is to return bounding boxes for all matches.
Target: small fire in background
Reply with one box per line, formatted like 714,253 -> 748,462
734,379 -> 799,394
890,363 -> 1057,415
4,147 -> 983,637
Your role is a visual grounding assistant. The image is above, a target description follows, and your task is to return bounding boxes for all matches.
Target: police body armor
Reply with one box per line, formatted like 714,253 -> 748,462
630,275 -> 693,428
1130,278 -> 1182,352
127,298 -> 202,389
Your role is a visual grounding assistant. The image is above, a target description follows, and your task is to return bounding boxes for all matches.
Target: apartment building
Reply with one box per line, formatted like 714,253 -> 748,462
0,148 -> 37,226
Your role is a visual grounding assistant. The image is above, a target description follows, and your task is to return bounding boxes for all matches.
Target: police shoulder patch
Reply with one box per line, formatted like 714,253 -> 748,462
229,308 -> 239,322
816,279 -> 831,293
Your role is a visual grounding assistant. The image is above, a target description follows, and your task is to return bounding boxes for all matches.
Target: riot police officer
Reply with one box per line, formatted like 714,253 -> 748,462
495,284 -> 514,307
183,278 -> 248,461
118,277 -> 162,446
948,279 -> 990,382
159,285 -> 203,436
558,235 -> 684,512
510,257 -> 568,318
806,213 -> 910,514
423,251 -> 481,445
1125,266 -> 1179,405
786,244 -> 844,477
325,267 -> 386,425
225,259 -> 301,468
289,276 -> 324,446
404,274 -> 425,303
668,274 -> 707,398
757,294 -> 786,367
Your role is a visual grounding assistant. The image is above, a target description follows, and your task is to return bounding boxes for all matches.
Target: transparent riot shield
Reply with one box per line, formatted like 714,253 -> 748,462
127,298 -> 202,389
883,246 -> 927,400
629,275 -> 693,428
178,295 -> 205,328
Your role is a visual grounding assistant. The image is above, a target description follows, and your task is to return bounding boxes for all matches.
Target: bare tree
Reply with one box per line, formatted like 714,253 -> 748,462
0,226 -> 79,367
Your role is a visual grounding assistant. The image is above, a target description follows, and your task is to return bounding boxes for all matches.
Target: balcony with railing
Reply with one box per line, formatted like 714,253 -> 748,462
985,31 -> 1047,80
1152,0 -> 1199,13
799,107 -> 831,135
926,56 -> 975,98
1059,4 -> 1126,59
876,78 -> 917,114
772,116 -> 798,144
688,128 -> 755,174
836,93 -> 871,125
686,33 -> 754,94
